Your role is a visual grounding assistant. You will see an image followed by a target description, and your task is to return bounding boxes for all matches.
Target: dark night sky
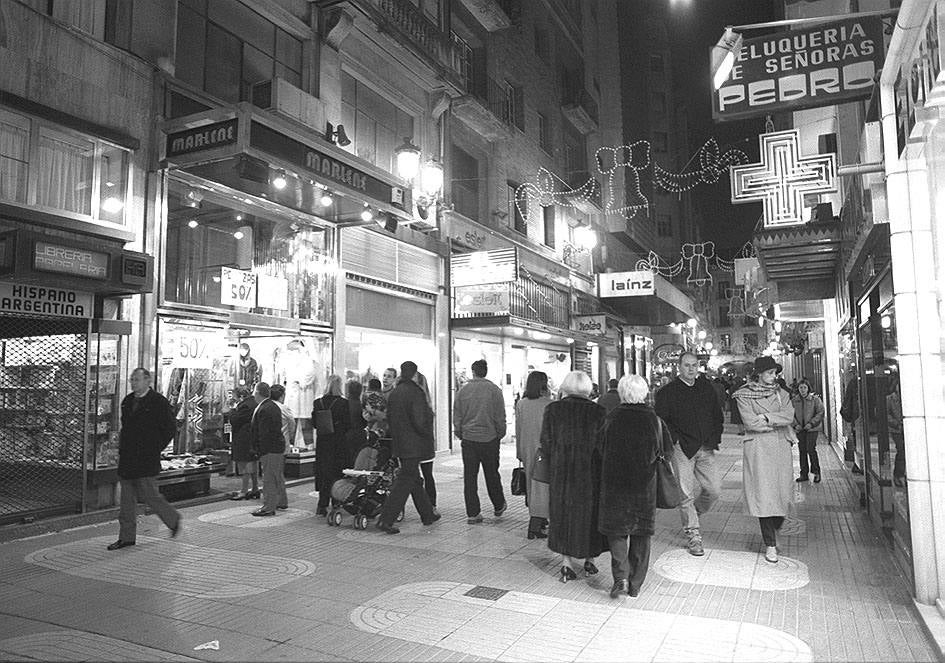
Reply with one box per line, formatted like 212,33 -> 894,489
658,0 -> 779,254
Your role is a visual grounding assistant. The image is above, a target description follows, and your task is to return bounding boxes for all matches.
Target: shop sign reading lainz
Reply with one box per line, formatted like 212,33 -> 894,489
713,17 -> 885,121
598,270 -> 655,298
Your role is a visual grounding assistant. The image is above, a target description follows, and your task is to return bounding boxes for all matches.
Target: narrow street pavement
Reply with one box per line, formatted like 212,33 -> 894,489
0,426 -> 940,662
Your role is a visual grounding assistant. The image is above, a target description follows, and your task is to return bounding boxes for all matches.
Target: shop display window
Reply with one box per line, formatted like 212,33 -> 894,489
164,182 -> 334,325
0,106 -> 131,226
344,326 -> 436,399
157,319 -> 332,457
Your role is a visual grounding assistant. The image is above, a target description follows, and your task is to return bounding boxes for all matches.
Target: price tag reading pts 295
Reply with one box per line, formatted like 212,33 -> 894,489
220,267 -> 257,308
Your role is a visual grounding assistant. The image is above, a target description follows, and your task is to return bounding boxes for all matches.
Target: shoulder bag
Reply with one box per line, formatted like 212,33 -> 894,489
532,447 -> 550,484
654,417 -> 682,509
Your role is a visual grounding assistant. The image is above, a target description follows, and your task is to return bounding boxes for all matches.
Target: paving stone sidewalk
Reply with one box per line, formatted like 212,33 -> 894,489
0,428 -> 940,662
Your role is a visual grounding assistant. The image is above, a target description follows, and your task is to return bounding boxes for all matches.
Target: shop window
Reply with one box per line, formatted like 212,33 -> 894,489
450,143 -> 480,220
157,319 -> 332,455
0,106 -> 131,225
340,72 -> 416,175
175,0 -> 303,103
164,181 -> 334,325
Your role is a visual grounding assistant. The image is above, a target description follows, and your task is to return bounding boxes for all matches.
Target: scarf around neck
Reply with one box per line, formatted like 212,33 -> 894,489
734,380 -> 781,400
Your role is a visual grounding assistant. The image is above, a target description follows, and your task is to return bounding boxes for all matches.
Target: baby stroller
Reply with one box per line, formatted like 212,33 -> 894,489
327,435 -> 398,529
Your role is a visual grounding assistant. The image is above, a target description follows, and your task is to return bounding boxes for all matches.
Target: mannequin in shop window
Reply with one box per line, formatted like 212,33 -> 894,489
276,339 -> 317,449
237,343 -> 261,388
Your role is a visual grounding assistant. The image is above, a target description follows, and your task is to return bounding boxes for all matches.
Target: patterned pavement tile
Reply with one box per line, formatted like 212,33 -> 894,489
197,506 -> 318,528
652,549 -> 809,591
0,631 -> 197,662
24,535 -> 315,599
350,581 -> 813,662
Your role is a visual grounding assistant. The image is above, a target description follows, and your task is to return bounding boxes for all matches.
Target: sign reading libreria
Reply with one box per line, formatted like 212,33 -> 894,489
712,17 -> 885,121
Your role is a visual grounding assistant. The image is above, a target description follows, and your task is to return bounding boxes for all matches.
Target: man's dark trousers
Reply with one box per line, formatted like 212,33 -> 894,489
461,438 -> 504,517
379,457 -> 435,526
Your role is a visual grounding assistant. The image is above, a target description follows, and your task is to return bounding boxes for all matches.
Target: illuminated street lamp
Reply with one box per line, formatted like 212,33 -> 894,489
394,137 -> 421,181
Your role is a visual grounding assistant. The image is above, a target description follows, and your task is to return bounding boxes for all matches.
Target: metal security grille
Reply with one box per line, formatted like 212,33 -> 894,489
0,316 -> 88,524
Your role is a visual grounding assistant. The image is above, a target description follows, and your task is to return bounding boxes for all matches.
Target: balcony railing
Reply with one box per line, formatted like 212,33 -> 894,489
561,87 -> 599,129
510,274 -> 570,328
366,0 -> 462,78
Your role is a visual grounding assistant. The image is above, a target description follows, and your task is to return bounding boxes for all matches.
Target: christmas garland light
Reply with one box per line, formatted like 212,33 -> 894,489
515,138 -> 749,223
635,241 -> 757,287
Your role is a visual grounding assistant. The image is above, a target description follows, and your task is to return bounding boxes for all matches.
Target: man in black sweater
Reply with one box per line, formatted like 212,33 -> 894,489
655,352 -> 723,557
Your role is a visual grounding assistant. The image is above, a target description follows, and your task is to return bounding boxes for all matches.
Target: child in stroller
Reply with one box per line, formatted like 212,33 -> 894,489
327,433 -> 398,528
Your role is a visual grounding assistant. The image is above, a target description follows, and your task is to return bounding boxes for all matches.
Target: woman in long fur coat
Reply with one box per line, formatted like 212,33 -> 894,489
540,371 -> 607,583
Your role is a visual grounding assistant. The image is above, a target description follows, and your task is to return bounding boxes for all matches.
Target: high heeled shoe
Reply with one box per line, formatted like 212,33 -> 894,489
584,560 -> 599,576
559,566 -> 577,583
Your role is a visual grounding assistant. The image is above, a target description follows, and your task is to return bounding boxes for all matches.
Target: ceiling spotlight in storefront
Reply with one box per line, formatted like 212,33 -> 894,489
687,318 -> 698,328
573,225 -> 598,250
394,136 -> 422,181
697,330 -> 707,340
233,230 -> 245,240
565,337 -> 575,344
187,219 -> 199,229
704,341 -> 713,351
181,188 -> 203,209
101,196 -> 124,213
320,191 -> 334,207
271,169 -> 288,190
360,205 -> 374,222
710,27 -> 743,91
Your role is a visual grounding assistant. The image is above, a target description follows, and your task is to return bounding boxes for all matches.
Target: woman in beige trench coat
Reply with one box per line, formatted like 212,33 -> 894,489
515,371 -> 552,539
733,355 -> 797,564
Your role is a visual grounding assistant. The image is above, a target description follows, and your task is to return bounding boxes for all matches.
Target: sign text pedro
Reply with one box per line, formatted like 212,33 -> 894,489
713,17 -> 885,121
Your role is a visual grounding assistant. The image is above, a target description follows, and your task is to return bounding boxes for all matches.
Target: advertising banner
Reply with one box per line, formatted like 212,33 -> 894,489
453,284 -> 511,316
571,314 -> 608,337
0,282 -> 93,318
221,267 -> 257,308
712,16 -> 885,121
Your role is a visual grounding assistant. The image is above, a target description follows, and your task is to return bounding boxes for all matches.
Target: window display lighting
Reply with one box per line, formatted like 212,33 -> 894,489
271,169 -> 288,190
360,205 -> 373,222
320,191 -> 334,207
187,219 -> 199,229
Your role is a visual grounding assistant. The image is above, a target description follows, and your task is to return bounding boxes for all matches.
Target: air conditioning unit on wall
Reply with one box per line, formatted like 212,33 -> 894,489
251,78 -> 326,134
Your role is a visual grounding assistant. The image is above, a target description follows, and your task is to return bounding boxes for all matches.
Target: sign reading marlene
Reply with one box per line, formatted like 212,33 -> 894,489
712,17 -> 885,121
598,271 -> 655,298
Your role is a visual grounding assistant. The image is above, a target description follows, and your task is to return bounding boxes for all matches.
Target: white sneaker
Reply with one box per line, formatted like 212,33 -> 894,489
764,546 -> 778,563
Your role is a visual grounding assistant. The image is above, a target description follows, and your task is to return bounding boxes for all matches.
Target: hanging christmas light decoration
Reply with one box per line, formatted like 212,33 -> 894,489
653,139 -> 749,194
596,141 -> 651,220
514,167 -> 602,223
633,242 -> 762,288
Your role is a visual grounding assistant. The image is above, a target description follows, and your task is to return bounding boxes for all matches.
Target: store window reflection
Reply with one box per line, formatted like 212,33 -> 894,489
165,182 -> 334,324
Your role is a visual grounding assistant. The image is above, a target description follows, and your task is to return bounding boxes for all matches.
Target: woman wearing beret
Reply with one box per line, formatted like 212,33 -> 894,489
733,356 -> 797,563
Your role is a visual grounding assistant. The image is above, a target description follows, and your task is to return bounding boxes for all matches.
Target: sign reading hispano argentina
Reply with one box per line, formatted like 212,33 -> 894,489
712,17 -> 886,121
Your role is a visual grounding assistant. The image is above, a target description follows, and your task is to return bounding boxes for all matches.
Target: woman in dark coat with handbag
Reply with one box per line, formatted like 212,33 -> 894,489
599,375 -> 674,598
540,370 -> 607,583
228,387 -> 260,500
312,375 -> 350,515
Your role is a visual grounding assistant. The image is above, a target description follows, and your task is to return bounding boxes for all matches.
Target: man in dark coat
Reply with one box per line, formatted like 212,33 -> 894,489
375,361 -> 440,534
655,352 -> 723,557
109,367 -> 181,550
250,382 -> 287,516
595,379 -> 621,414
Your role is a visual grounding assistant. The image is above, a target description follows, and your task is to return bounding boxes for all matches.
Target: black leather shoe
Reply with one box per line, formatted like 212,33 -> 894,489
251,509 -> 276,517
527,529 -> 548,539
813,474 -> 821,483
422,512 -> 441,526
610,579 -> 629,598
170,520 -> 182,538
375,522 -> 400,534
796,475 -> 809,483
106,540 -> 135,551
246,490 -> 261,499
584,560 -> 599,576
559,566 -> 577,583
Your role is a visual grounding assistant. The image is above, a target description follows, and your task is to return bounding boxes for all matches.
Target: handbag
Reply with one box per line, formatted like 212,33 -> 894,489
314,399 -> 335,435
654,418 -> 682,509
510,465 -> 527,496
532,447 -> 550,484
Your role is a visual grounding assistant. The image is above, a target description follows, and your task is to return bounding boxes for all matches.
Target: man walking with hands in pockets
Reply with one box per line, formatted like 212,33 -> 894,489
655,352 -> 723,556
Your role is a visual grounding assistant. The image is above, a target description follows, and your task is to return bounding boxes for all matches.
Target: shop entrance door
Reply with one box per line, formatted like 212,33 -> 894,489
0,316 -> 88,524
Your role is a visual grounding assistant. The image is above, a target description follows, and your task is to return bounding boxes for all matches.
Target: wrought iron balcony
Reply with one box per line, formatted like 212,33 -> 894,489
452,73 -> 516,141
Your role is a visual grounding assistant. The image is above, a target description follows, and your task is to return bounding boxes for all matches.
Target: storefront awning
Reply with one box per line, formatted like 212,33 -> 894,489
160,103 -> 414,226
753,220 -> 843,301
451,314 -> 613,347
